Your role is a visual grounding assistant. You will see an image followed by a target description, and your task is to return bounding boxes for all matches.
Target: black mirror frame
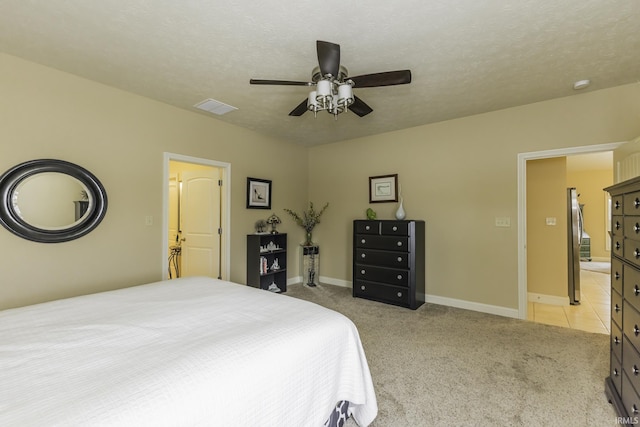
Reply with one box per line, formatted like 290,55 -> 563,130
0,159 -> 108,243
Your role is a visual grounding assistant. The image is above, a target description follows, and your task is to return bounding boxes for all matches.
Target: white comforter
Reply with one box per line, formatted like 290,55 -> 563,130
0,277 -> 377,426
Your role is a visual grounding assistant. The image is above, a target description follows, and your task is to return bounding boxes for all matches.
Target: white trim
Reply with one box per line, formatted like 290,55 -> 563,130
162,152 -> 231,281
527,292 -> 570,306
516,142 -> 624,320
426,294 -> 520,319
316,277 -> 519,318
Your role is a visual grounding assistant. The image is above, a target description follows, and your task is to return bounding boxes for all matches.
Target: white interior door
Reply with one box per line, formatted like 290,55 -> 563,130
180,169 -> 221,278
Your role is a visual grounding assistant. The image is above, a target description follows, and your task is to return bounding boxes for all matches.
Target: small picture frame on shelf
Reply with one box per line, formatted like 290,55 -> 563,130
369,174 -> 398,203
247,177 -> 272,209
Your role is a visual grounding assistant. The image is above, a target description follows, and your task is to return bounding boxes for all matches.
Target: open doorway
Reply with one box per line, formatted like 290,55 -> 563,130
162,153 -> 231,281
517,142 -> 623,322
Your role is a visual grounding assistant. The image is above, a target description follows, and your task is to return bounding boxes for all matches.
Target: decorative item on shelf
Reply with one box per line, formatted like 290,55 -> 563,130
284,201 -> 329,246
395,184 -> 406,220
271,258 -> 280,270
266,213 -> 281,234
255,219 -> 267,234
366,208 -> 377,220
267,282 -> 282,293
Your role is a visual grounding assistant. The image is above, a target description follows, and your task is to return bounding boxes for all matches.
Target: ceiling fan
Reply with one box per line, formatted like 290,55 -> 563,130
249,40 -> 411,118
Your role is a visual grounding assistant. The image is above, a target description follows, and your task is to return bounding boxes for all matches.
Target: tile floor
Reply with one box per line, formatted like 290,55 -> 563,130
527,267 -> 610,334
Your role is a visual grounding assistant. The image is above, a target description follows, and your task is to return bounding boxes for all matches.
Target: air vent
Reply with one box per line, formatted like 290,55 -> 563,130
194,98 -> 238,115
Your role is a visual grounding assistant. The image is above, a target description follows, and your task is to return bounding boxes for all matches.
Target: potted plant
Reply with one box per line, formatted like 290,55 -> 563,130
284,202 -> 329,246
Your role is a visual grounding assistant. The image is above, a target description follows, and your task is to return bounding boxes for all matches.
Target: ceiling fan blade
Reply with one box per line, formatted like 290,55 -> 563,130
250,79 -> 311,86
349,70 -> 412,88
349,96 -> 373,117
289,99 -> 309,116
317,40 -> 340,78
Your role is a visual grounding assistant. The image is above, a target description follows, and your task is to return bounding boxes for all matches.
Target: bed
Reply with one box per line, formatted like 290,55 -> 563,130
0,277 -> 377,426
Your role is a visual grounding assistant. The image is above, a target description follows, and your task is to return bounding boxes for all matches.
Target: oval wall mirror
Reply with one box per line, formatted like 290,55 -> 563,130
0,159 -> 108,243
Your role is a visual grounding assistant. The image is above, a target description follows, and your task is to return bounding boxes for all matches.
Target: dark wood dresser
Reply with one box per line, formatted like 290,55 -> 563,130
605,176 -> 640,417
352,220 -> 425,309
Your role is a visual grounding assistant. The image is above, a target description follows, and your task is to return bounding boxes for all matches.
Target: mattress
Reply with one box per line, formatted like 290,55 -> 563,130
0,277 -> 377,426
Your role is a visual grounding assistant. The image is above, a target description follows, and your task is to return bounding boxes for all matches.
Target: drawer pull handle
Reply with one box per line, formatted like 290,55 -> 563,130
635,223 -> 640,233
616,221 -> 621,230
614,336 -> 621,345
397,241 -> 403,247
635,248 -> 640,259
635,198 -> 640,208
361,239 -> 366,244
392,226 -> 398,231
361,285 -> 365,291
633,404 -> 639,415
361,253 -> 366,258
635,285 -> 640,296
361,269 -> 366,275
397,257 -> 403,262
397,292 -> 403,298
613,368 -> 619,377
615,272 -> 621,280
615,242 -> 621,250
634,325 -> 640,336
615,304 -> 621,313
365,225 -> 370,230
615,201 -> 621,210
397,274 -> 403,280
634,365 -> 640,375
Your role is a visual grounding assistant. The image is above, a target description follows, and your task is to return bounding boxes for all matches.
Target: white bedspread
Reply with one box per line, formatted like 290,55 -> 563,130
0,277 -> 377,426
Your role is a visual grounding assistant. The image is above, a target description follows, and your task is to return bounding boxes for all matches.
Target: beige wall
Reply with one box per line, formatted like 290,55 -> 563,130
309,83 -> 640,310
526,157 -> 568,298
2,51 -> 640,313
0,52 -> 308,309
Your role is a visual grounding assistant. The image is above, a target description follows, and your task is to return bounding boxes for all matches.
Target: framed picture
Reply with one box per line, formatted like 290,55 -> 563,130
369,174 -> 398,203
247,177 -> 271,209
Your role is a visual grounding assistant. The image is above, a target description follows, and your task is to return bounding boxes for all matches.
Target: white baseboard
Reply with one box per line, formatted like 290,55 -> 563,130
314,276 -> 520,319
586,256 -> 609,263
527,292 -> 570,306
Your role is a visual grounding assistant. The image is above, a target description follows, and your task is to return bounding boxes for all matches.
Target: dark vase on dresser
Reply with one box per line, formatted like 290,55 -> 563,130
353,220 -> 425,309
605,176 -> 640,418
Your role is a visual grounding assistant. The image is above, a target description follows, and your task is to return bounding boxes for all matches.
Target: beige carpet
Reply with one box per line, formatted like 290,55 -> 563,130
285,283 -> 615,426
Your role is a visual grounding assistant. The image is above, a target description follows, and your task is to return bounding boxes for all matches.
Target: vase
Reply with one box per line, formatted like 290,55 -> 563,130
395,197 -> 406,220
304,231 -> 313,246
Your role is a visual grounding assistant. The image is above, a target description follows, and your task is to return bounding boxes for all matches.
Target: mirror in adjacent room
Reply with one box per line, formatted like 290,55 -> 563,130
0,159 -> 108,243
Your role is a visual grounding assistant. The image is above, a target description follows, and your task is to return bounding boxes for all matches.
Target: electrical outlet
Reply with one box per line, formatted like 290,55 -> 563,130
545,217 -> 557,226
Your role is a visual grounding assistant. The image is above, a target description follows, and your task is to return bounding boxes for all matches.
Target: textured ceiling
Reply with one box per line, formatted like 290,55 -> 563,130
0,1 -> 638,146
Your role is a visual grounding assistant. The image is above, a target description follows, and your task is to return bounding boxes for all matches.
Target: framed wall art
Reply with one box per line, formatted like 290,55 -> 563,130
247,177 -> 271,209
369,174 -> 398,203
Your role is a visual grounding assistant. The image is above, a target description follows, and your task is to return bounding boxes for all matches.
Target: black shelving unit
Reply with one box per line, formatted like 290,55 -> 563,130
246,233 -> 287,293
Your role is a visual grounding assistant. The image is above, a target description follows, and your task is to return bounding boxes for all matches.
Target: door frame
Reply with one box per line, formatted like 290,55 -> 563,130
516,141 -> 623,319
162,152 -> 231,280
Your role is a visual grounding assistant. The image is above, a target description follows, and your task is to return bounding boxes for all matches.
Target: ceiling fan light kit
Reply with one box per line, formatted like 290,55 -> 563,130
250,40 -> 411,119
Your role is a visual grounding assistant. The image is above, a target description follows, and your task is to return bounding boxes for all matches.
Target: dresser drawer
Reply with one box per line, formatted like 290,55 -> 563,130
625,192 -> 640,215
381,221 -> 409,236
356,234 -> 410,251
355,264 -> 409,286
612,350 -> 622,396
355,248 -> 410,269
626,217 -> 640,239
625,239 -> 640,267
625,266 -> 640,311
612,321 -> 623,364
612,216 -> 624,236
613,236 -> 624,258
612,289 -> 623,329
624,301 -> 640,351
622,369 -> 640,418
355,221 -> 380,235
612,258 -> 623,295
353,280 -> 410,307
613,195 -> 624,214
